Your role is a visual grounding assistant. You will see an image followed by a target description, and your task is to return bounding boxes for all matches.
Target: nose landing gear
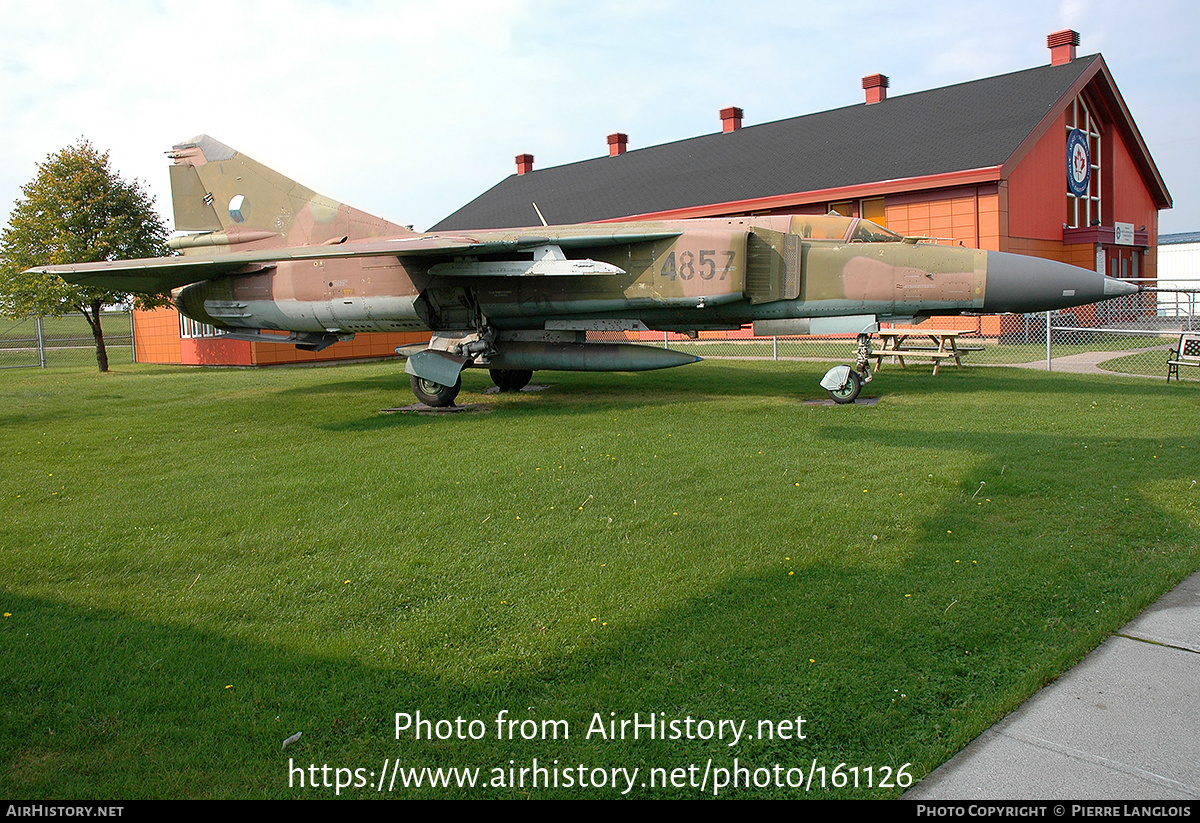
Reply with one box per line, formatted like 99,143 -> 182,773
820,333 -> 874,404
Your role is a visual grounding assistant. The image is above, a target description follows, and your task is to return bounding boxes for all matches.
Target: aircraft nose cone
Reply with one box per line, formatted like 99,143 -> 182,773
983,251 -> 1134,313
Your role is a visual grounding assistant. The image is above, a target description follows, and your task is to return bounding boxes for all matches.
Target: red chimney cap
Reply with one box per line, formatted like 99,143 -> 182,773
862,74 -> 889,104
515,153 -> 534,175
1048,29 -> 1080,65
1047,29 -> 1080,47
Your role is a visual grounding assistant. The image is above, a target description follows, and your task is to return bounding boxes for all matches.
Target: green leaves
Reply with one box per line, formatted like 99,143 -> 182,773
0,139 -> 173,369
1,138 -> 171,319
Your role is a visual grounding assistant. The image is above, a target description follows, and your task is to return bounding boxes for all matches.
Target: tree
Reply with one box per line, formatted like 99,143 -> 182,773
0,139 -> 172,372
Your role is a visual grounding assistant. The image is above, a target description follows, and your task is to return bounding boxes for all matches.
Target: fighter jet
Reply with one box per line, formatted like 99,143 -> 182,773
33,135 -> 1138,405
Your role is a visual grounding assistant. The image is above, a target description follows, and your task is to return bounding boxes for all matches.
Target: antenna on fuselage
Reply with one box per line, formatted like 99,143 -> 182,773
532,202 -> 549,227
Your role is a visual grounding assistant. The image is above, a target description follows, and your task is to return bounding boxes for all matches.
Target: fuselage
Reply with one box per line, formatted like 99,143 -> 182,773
175,213 -> 1117,339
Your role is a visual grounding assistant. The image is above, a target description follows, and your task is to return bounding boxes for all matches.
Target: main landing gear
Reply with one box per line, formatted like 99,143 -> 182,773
410,375 -> 461,408
408,369 -> 534,408
489,369 -> 533,393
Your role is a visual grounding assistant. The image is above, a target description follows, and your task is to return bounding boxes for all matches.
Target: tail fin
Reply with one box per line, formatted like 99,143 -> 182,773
166,135 -> 417,254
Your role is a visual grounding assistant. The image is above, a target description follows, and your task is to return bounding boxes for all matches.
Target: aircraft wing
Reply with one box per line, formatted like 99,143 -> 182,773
30,228 -> 683,294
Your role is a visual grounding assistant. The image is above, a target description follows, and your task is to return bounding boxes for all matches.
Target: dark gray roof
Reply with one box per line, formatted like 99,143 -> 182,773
1160,232 -> 1200,245
433,56 -> 1100,231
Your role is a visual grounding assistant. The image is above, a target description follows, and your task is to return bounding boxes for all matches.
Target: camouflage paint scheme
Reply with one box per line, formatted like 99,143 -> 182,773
36,136 -> 1137,405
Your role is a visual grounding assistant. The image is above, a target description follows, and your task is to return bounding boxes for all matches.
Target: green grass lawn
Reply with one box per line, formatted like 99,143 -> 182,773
1099,349 -> 1194,380
1,358 -> 1197,798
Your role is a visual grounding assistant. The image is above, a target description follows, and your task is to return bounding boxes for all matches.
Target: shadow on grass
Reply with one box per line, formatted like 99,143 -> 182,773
5,433 -> 1196,801
313,361 -> 1196,433
277,371 -> 414,398
0,567 -> 1092,801
859,365 -> 1193,400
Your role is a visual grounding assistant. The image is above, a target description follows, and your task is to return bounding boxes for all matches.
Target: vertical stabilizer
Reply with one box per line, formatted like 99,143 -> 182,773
166,135 -> 416,254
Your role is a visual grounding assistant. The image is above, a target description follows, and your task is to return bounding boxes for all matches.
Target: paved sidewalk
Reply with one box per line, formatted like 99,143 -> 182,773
1008,345 -> 1173,375
905,571 -> 1200,800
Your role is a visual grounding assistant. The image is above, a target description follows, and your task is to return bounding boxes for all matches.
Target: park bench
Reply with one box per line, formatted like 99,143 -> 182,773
1167,333 -> 1200,382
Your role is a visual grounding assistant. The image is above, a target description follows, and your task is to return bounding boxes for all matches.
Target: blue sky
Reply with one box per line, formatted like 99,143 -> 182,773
1,0 -> 1196,235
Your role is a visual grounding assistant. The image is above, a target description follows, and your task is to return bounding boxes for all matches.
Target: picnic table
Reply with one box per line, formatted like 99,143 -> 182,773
871,328 -> 981,375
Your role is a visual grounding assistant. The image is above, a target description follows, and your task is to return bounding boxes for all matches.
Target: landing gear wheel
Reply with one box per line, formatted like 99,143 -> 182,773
410,375 -> 462,407
489,369 -> 533,392
827,370 -> 862,404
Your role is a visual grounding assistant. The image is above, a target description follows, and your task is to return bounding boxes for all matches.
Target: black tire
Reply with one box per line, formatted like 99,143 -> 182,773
827,370 -> 862,404
489,369 -> 533,392
410,374 -> 462,407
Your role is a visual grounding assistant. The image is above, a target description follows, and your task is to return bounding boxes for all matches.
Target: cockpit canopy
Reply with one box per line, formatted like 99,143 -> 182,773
785,214 -> 903,243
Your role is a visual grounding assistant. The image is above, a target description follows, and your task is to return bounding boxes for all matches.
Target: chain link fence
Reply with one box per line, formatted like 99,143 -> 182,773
0,312 -> 134,369
590,279 -> 1198,382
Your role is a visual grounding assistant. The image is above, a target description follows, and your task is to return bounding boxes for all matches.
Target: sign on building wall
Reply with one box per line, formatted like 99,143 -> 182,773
1066,128 -> 1091,198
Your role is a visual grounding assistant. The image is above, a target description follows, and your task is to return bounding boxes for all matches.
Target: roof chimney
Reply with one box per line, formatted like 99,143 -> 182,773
720,106 -> 743,133
862,74 -> 889,104
1047,29 -> 1079,65
607,132 -> 628,156
515,153 -> 534,175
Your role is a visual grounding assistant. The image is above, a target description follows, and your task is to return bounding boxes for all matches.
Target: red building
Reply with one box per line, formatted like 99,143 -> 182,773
434,30 -> 1169,337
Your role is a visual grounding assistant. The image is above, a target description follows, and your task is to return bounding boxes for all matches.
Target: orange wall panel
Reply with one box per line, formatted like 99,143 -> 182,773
977,191 -> 1001,251
885,187 -> 992,249
250,332 -> 430,366
132,308 -> 183,364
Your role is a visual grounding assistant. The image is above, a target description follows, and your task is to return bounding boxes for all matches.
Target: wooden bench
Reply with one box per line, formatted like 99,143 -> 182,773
1167,333 -> 1200,382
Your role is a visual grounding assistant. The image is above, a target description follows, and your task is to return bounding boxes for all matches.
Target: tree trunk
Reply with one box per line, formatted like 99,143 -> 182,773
83,299 -> 109,372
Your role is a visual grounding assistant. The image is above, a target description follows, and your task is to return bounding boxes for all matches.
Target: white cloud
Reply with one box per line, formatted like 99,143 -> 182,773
1,0 -> 1196,233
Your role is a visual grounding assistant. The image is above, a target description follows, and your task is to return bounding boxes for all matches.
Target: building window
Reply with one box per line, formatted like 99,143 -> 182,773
860,198 -> 886,226
1066,94 -> 1102,229
827,199 -> 885,224
179,314 -> 219,339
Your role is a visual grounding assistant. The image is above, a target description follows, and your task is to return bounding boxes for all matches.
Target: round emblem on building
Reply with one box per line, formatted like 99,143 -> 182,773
228,194 -> 248,224
1066,129 -> 1090,198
